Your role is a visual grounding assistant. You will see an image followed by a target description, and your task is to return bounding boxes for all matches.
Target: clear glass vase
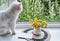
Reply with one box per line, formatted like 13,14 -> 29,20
33,28 -> 41,35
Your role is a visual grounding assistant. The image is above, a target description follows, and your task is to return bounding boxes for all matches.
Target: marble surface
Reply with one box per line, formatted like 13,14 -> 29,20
0,28 -> 60,41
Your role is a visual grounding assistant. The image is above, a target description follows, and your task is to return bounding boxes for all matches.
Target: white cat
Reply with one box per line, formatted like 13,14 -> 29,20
0,1 -> 23,35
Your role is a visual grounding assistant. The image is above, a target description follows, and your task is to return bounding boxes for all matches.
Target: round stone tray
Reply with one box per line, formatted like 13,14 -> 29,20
18,29 -> 51,41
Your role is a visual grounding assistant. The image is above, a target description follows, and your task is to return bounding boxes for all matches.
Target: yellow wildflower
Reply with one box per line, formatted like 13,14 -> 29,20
31,18 -> 42,29
31,18 -> 47,29
43,25 -> 47,28
42,20 -> 47,24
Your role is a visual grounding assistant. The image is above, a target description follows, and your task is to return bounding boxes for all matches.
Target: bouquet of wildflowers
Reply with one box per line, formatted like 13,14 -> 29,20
31,18 -> 47,29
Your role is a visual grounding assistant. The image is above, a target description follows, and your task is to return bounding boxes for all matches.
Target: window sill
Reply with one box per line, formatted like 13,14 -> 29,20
16,22 -> 60,29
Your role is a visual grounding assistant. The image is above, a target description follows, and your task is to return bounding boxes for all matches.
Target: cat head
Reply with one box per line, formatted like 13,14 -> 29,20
10,1 -> 23,13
